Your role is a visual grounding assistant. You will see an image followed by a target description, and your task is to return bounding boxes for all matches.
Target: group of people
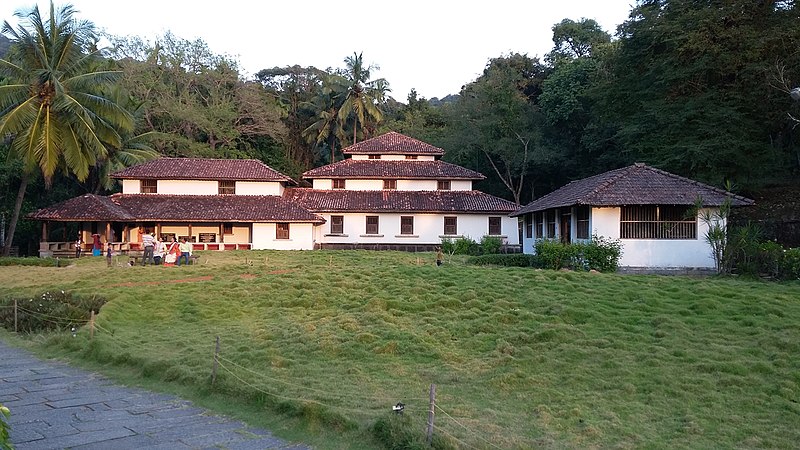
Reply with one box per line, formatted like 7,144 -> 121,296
141,232 -> 193,266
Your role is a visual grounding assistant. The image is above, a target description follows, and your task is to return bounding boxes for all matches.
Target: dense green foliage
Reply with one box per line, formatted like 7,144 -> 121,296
1,251 -> 799,449
534,237 -> 623,272
468,253 -> 541,267
0,256 -> 71,267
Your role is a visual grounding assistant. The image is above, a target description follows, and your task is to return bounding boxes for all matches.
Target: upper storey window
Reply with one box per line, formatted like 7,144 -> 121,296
140,179 -> 157,194
383,179 -> 397,190
333,179 -> 346,189
369,155 -> 381,159
218,180 -> 235,195
405,155 -> 418,160
437,180 -> 451,191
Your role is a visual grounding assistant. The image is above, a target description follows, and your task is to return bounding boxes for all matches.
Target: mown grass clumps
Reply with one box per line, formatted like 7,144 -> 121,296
0,291 -> 106,333
0,256 -> 71,267
371,413 -> 455,450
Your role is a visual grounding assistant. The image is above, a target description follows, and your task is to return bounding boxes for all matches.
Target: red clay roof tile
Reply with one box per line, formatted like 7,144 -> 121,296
111,158 -> 296,184
302,159 -> 484,180
342,132 -> 445,155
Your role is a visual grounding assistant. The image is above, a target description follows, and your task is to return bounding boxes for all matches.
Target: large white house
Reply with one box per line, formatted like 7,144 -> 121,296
511,163 -> 754,269
30,132 -> 519,254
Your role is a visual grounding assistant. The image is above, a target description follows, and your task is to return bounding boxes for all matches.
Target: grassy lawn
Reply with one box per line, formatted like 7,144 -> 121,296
1,250 -> 799,449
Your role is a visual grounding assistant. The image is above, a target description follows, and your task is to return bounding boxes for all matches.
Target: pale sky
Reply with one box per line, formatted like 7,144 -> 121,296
2,0 -> 635,101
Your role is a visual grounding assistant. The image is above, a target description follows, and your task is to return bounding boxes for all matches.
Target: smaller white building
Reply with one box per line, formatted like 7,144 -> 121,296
511,163 -> 754,269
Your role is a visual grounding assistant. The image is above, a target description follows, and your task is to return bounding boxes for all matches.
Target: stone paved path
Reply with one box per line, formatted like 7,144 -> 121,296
0,340 -> 311,449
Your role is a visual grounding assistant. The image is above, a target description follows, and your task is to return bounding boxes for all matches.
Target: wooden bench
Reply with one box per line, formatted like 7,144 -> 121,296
129,254 -> 200,266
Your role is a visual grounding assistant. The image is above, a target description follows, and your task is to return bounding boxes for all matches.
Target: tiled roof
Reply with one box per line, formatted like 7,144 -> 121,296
342,132 -> 445,155
302,159 -> 484,180
111,158 -> 296,184
511,163 -> 754,216
29,194 -> 324,223
284,189 -> 518,214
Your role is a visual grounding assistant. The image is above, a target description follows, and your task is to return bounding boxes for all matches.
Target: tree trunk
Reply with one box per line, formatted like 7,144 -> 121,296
3,171 -> 29,257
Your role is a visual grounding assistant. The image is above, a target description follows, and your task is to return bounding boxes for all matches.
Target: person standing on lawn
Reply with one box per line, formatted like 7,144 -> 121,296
177,237 -> 192,266
106,243 -> 114,267
141,231 -> 155,266
74,234 -> 83,258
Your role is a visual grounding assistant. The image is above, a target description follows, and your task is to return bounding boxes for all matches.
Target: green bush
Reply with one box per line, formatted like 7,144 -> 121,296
582,235 -> 623,272
441,237 -> 479,256
468,254 -> 542,267
479,235 -> 503,255
780,248 -> 800,280
0,403 -> 9,450
535,239 -> 580,270
371,413 -> 455,450
533,237 -> 622,272
0,291 -> 107,333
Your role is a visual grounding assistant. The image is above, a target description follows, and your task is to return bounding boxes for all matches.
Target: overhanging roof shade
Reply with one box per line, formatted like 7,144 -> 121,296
511,163 -> 754,217
302,159 -> 484,180
284,189 -> 518,214
111,158 -> 296,184
342,131 -> 445,156
28,194 -> 325,223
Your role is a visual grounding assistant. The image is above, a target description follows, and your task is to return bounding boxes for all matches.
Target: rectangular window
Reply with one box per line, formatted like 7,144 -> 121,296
620,205 -> 696,239
444,216 -> 457,235
546,210 -> 556,238
576,207 -> 590,239
383,179 -> 397,190
369,154 -> 381,159
332,179 -> 346,189
222,223 -> 233,235
400,216 -> 414,235
437,180 -> 451,191
489,217 -> 502,235
525,214 -> 533,238
366,216 -> 379,235
276,223 -> 290,240
218,180 -> 235,195
330,215 -> 344,234
535,212 -> 544,238
140,179 -> 157,194
405,155 -> 417,160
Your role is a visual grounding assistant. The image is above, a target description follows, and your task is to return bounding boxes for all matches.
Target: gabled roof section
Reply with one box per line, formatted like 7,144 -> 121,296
28,194 -> 324,223
284,189 -> 517,214
302,160 -> 484,180
111,158 -> 297,184
342,131 -> 445,156
511,163 -> 754,217
28,194 -> 134,221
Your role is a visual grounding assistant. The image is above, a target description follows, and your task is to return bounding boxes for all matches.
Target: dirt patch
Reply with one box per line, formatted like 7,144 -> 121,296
111,276 -> 213,287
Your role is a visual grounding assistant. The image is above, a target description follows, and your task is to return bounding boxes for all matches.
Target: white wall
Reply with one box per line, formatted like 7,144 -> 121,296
520,206 -> 718,269
158,180 -> 217,195
311,178 -> 472,191
350,155 -> 436,161
313,179 -> 333,190
122,179 -> 139,194
252,223 -> 315,250
236,181 -> 283,196
315,213 -> 518,245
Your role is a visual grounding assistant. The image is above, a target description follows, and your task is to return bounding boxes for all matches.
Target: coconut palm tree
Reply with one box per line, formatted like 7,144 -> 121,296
303,73 -> 348,164
0,2 -> 133,255
337,52 -> 389,144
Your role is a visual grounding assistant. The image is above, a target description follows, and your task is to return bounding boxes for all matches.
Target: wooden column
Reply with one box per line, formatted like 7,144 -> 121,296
188,224 -> 193,241
41,222 -> 48,241
122,225 -> 129,243
105,222 -> 111,243
156,223 -> 162,239
62,225 -> 67,241
219,223 -> 224,243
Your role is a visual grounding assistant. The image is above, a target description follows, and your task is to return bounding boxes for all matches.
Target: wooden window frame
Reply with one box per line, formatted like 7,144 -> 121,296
488,217 -> 502,236
405,155 -> 418,160
276,223 -> 290,240
218,180 -> 235,195
620,205 -> 696,239
330,215 -> 344,235
368,154 -> 381,159
576,207 -> 590,239
443,216 -> 457,235
383,179 -> 397,190
222,223 -> 233,235
525,214 -> 533,238
400,216 -> 414,235
140,179 -> 157,194
366,216 -> 379,235
332,179 -> 346,189
437,180 -> 451,191
546,210 -> 556,238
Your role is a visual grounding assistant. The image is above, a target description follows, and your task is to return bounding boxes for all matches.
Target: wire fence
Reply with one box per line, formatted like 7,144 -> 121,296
6,307 -> 504,448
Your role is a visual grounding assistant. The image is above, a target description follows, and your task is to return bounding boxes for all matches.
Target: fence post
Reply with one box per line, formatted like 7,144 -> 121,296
211,336 -> 220,386
427,383 -> 436,445
14,299 -> 17,333
89,310 -> 95,340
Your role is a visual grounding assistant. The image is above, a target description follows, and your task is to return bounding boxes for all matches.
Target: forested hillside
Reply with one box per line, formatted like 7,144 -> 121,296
2,0 -> 800,254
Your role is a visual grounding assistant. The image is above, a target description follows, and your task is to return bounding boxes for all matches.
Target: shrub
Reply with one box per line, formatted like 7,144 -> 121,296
535,239 -> 580,270
0,291 -> 107,333
780,248 -> 800,280
0,403 -> 9,450
468,254 -> 541,267
479,236 -> 503,255
441,237 -> 480,256
582,235 -> 623,272
371,413 -> 455,450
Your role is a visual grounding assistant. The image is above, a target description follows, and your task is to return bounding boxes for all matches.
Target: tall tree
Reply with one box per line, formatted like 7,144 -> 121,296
0,2 -> 133,255
338,52 -> 388,145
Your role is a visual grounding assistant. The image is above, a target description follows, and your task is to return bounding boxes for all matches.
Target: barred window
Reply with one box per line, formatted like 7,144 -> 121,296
332,179 -> 346,189
383,179 -> 397,190
620,205 -> 696,239
400,216 -> 414,235
366,216 -> 379,235
437,180 -> 451,191
218,180 -> 235,195
546,210 -> 556,238
222,223 -> 233,235
444,217 -> 457,235
405,155 -> 417,160
276,223 -> 290,240
576,207 -> 590,239
140,179 -> 157,194
535,212 -> 544,238
525,214 -> 533,238
489,217 -> 502,235
369,155 -> 381,159
330,215 -> 344,234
